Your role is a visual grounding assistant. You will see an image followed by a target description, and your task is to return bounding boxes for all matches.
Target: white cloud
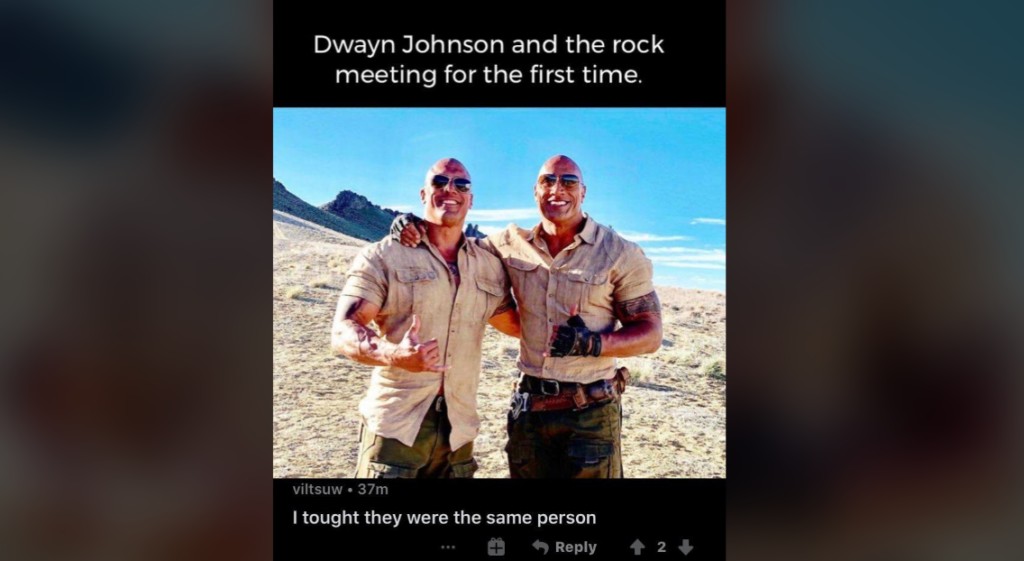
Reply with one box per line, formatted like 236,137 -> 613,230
645,247 -> 725,256
475,225 -> 505,236
384,204 -> 416,213
690,218 -> 726,226
658,262 -> 726,270
619,232 -> 694,242
467,208 -> 537,222
643,247 -> 726,272
652,274 -> 725,291
649,252 -> 725,265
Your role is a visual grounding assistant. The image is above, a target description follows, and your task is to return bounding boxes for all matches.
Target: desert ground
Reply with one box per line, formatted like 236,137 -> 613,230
273,210 -> 726,478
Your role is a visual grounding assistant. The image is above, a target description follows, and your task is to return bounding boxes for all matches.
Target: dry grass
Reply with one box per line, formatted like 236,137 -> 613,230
620,356 -> 660,387
498,339 -> 519,359
284,286 -> 306,300
309,276 -> 332,288
703,355 -> 726,380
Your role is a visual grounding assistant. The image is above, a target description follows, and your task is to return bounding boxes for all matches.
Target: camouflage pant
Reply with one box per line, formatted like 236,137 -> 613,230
505,397 -> 623,478
354,395 -> 478,478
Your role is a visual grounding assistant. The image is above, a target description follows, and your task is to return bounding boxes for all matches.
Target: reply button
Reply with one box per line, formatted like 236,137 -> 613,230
555,541 -> 597,555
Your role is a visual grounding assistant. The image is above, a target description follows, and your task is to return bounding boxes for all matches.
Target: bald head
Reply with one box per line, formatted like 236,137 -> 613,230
421,157 -> 473,228
534,155 -> 586,228
538,155 -> 583,184
425,158 -> 471,185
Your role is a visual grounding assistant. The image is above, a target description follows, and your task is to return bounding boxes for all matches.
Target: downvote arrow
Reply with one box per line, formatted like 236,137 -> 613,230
679,539 -> 694,555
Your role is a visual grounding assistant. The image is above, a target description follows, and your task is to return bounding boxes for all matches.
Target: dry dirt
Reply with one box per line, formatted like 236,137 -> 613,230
273,210 -> 726,478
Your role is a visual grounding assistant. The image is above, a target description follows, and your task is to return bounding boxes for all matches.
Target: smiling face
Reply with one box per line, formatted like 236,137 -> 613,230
421,158 -> 473,228
534,155 -> 586,226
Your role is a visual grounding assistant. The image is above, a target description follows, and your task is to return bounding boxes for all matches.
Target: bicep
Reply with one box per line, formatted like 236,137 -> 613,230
613,291 -> 662,325
334,295 -> 381,328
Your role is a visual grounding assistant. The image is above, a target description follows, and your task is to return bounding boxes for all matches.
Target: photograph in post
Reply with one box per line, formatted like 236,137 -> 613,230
273,108 -> 725,479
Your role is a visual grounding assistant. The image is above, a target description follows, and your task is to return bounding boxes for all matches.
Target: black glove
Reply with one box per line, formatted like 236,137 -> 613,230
390,213 -> 423,244
549,314 -> 602,357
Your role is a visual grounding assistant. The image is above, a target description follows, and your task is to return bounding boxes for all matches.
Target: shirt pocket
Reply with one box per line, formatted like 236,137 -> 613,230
395,267 -> 440,319
563,269 -> 610,316
504,257 -> 541,303
475,277 -> 506,323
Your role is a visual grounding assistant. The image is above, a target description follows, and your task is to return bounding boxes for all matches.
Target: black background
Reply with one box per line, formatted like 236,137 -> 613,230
274,5 -> 724,108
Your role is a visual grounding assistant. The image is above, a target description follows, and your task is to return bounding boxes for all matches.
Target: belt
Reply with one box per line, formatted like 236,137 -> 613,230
510,369 -> 630,417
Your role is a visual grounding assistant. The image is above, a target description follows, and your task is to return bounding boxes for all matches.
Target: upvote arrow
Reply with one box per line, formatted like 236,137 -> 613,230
630,539 -> 645,555
678,539 -> 694,555
533,540 -> 549,555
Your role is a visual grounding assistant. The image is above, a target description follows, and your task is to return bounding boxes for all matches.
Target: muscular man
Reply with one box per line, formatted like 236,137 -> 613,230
394,155 -> 662,478
332,158 -> 520,478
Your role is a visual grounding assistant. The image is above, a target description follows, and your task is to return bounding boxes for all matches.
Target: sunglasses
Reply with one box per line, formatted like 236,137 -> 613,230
431,175 -> 472,192
538,174 -> 581,188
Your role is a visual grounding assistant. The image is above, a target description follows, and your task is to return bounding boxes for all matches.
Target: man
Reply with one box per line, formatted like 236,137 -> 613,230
332,158 -> 520,478
393,155 -> 662,478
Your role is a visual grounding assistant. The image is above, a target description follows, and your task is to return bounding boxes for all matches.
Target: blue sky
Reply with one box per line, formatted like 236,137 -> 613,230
273,108 -> 725,292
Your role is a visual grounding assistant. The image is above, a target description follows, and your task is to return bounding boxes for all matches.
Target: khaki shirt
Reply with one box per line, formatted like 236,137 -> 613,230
482,214 -> 656,384
341,236 -> 512,451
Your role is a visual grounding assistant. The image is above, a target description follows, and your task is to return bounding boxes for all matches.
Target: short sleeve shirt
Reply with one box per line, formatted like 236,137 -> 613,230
481,214 -> 656,384
341,236 -> 512,451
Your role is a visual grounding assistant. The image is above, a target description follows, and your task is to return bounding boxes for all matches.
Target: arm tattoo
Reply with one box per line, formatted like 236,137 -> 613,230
615,291 -> 661,321
334,296 -> 385,362
341,297 -> 375,323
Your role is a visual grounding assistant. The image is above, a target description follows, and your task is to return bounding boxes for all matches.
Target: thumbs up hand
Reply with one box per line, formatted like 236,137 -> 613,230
390,315 -> 450,373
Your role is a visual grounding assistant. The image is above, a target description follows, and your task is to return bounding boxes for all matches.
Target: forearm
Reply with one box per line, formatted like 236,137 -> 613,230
600,291 -> 663,357
332,319 -> 398,366
598,318 -> 662,357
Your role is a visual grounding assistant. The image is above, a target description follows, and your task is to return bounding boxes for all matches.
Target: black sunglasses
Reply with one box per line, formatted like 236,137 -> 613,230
538,174 -> 580,188
431,175 -> 472,192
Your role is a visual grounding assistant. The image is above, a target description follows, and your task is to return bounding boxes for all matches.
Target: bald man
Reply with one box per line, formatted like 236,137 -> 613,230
332,158 -> 520,478
394,155 -> 662,478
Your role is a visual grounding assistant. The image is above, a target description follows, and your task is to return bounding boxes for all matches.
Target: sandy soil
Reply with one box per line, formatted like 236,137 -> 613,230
273,210 -> 726,478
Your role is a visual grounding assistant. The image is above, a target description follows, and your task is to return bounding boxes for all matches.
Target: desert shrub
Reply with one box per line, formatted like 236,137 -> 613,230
309,276 -> 331,288
285,286 -> 306,300
703,356 -> 726,380
660,349 -> 700,368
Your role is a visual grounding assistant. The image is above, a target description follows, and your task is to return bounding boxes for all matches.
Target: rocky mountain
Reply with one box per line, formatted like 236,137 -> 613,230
318,190 -> 400,241
273,179 -> 397,242
274,178 -> 488,242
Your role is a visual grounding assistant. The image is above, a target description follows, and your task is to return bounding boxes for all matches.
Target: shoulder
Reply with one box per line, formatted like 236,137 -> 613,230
469,237 -> 509,282
487,223 -> 532,248
589,218 -> 644,258
365,236 -> 421,258
354,238 -> 428,270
